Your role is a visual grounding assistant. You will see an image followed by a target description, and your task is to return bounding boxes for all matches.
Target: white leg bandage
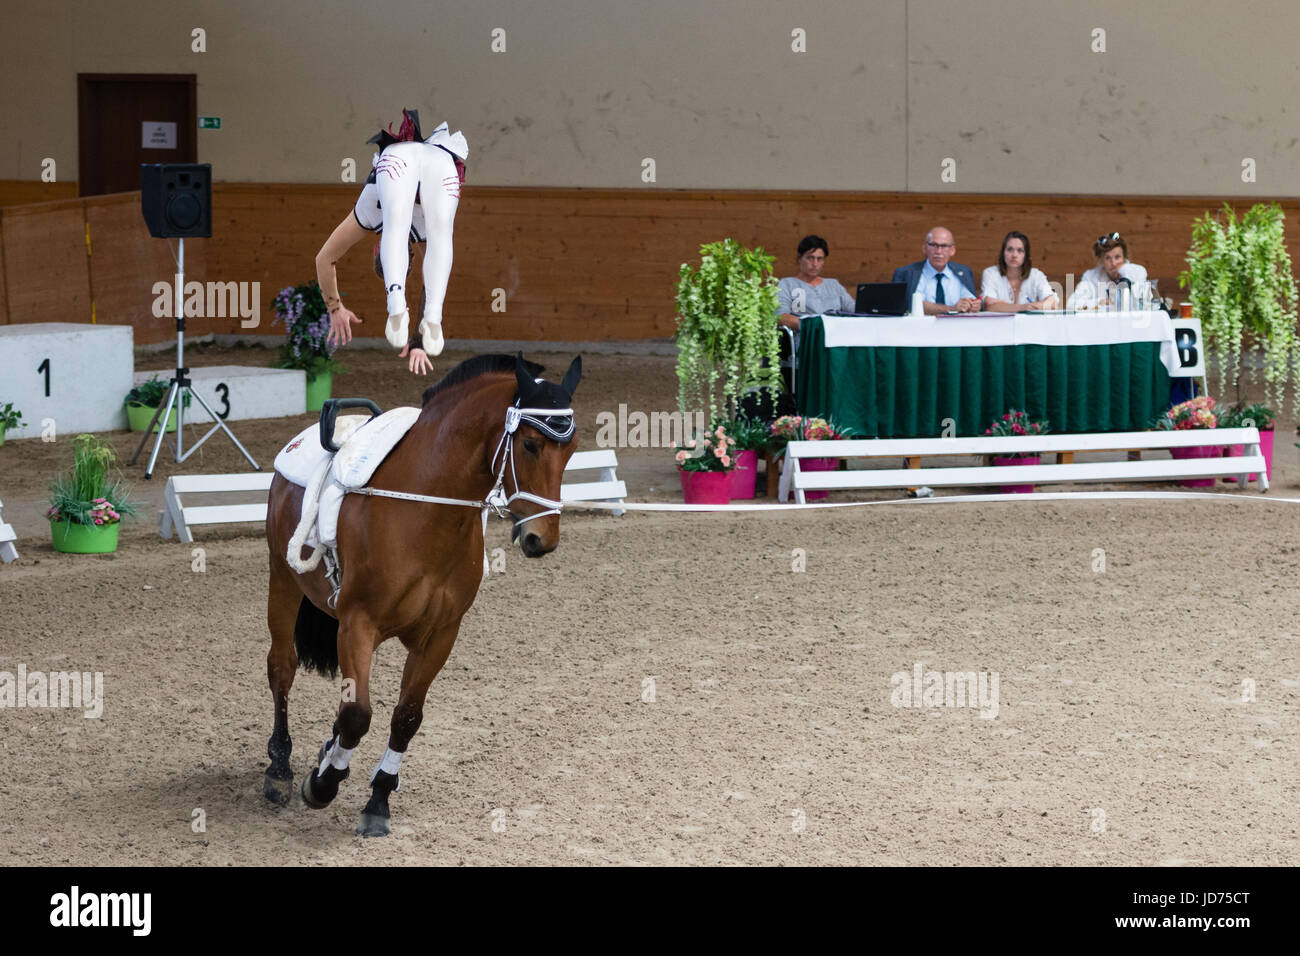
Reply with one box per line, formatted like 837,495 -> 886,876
319,736 -> 355,775
370,747 -> 405,790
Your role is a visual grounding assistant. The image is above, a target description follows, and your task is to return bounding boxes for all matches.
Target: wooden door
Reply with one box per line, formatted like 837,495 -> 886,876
77,74 -> 197,196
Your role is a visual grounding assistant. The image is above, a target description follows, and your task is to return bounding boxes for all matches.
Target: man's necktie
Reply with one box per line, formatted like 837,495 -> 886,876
934,272 -> 947,306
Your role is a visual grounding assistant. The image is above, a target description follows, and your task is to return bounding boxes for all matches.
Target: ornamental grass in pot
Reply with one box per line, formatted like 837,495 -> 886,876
46,434 -> 138,554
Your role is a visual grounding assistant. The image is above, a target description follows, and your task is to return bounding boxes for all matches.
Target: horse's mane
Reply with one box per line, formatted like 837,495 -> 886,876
420,354 -> 544,406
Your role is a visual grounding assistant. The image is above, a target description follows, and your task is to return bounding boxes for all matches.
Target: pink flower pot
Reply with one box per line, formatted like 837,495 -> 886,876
728,448 -> 759,499
678,467 -> 731,505
800,456 -> 837,501
1170,443 -> 1223,487
991,455 -> 1040,493
1222,429 -> 1273,482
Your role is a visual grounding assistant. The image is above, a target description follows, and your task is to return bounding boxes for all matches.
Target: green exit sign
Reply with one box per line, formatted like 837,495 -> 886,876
198,116 -> 221,130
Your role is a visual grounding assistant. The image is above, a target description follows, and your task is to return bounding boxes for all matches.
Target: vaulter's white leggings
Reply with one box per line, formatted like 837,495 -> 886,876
374,141 -> 460,353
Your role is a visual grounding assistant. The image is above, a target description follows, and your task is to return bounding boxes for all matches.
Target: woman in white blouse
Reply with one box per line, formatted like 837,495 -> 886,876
980,231 -> 1058,311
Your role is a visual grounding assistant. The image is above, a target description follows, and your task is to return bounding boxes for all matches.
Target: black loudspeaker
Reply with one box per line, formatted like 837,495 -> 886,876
140,163 -> 212,238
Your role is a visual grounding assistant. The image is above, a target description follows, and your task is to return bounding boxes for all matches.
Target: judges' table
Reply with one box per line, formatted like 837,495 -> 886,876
797,311 -> 1178,437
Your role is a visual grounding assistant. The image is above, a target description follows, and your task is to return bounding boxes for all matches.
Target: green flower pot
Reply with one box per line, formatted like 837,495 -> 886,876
305,372 -> 332,412
51,520 -> 121,554
127,403 -> 177,433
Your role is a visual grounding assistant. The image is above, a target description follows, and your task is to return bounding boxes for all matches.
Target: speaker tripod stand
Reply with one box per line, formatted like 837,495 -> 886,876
128,237 -> 261,479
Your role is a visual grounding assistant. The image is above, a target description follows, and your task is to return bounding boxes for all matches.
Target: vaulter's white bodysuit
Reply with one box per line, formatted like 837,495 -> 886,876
374,121 -> 468,356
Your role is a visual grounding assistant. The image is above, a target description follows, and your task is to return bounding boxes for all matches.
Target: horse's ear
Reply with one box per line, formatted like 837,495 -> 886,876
560,356 -> 582,397
514,351 -> 533,395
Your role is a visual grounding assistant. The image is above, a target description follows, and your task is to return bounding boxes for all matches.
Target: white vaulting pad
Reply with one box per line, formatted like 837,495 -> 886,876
274,416 -> 370,487
274,406 -> 422,552
319,407 -> 422,549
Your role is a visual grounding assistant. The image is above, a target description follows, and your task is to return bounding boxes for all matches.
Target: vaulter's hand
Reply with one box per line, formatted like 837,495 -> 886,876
399,344 -> 433,375
328,307 -> 362,347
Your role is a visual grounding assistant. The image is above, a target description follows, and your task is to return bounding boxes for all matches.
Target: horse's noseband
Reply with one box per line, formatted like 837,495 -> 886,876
490,402 -> 575,536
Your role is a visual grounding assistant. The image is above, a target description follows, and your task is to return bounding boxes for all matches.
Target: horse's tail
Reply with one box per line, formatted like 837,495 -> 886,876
293,598 -> 340,678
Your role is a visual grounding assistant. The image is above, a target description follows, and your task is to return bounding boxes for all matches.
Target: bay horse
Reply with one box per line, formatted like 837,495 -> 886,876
263,352 -> 581,836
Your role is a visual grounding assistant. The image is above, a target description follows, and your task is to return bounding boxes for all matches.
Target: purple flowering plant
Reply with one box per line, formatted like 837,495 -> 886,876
271,280 -> 344,383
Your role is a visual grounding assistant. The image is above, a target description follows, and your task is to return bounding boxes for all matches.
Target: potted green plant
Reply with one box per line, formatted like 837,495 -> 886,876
674,425 -> 737,505
1217,402 -> 1275,482
984,409 -> 1050,494
1151,395 -> 1220,487
768,415 -> 845,501
272,280 -> 344,411
123,376 -> 189,433
675,238 -> 782,425
1180,202 -> 1300,409
712,416 -> 770,499
46,434 -> 138,554
0,402 -> 24,445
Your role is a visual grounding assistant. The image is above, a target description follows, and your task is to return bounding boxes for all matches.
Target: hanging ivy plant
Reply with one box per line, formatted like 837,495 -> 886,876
675,238 -> 782,422
1180,202 -> 1300,409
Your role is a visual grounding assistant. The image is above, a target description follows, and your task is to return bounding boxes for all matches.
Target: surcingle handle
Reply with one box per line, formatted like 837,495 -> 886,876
319,399 -> 384,452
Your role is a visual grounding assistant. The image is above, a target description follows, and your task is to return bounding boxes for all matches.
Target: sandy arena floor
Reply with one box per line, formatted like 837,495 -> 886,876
0,344 -> 1297,865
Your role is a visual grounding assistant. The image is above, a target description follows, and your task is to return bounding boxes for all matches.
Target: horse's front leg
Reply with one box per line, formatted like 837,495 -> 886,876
357,619 -> 463,837
302,612 -> 377,811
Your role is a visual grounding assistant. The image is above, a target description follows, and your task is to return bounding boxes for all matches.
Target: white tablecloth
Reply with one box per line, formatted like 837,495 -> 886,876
817,310 -> 1180,374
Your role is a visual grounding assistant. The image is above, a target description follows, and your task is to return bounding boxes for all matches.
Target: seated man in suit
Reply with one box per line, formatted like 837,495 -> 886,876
892,226 -> 981,314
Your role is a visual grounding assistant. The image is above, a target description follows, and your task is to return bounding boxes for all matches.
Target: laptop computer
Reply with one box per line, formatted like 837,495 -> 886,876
855,281 -> 909,315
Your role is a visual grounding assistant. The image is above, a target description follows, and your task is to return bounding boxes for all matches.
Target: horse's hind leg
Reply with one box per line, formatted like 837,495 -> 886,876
302,611 -> 377,811
357,620 -> 462,837
264,559 -> 301,805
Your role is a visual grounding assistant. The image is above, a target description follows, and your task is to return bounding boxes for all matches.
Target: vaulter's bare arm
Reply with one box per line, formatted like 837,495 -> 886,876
316,215 -> 370,346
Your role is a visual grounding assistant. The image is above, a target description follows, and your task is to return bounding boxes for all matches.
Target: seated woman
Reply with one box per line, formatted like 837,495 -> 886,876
776,235 -> 856,329
980,231 -> 1058,311
1066,232 -> 1149,309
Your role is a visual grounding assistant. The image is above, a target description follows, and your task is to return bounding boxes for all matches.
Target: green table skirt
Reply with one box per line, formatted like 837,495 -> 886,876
797,319 -> 1172,437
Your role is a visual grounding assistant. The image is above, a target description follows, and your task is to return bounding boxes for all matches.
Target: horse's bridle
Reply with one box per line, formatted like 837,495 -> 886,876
350,401 -> 574,539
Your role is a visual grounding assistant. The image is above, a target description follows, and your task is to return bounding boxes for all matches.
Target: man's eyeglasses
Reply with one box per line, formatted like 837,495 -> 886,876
926,242 -> 954,250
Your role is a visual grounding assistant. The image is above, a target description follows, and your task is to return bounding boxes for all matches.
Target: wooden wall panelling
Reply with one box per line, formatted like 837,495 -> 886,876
85,193 -> 209,342
0,180 -> 79,207
1,200 -> 91,325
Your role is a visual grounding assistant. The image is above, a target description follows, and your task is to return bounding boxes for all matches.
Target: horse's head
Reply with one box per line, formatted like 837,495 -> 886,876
497,352 -> 582,557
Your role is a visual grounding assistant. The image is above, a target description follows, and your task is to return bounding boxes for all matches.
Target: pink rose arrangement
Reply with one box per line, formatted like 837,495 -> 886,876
675,425 -> 738,472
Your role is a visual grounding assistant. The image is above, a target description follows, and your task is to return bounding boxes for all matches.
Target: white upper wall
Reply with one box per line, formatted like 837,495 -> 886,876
3,0 -> 1296,194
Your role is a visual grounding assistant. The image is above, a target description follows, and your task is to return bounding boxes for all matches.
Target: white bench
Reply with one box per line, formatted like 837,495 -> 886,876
559,448 -> 627,515
159,472 -> 274,542
0,498 -> 18,562
159,448 -> 628,539
779,428 -> 1268,503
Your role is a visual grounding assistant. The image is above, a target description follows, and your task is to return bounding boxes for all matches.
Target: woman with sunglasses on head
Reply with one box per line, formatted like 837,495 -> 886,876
1067,232 -> 1148,309
980,231 -> 1058,312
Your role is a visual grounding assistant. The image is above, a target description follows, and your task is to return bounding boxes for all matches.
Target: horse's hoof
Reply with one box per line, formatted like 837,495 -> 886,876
356,813 -> 391,838
263,770 -> 294,806
301,766 -> 348,810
